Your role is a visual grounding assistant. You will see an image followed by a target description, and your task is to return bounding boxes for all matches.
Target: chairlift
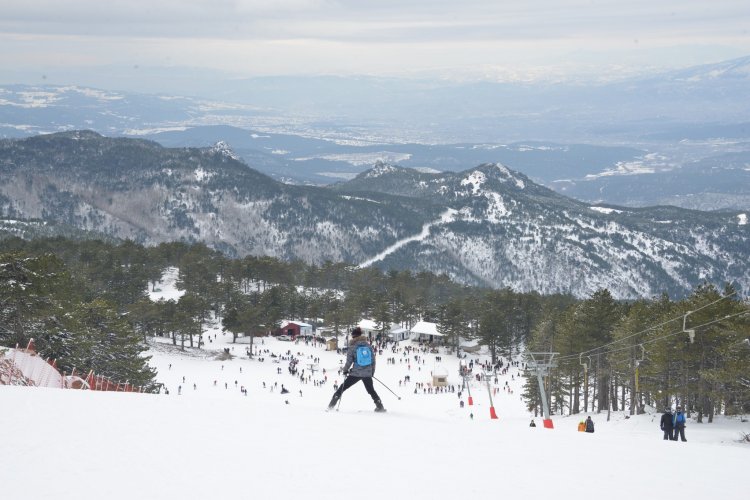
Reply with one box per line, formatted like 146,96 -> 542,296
579,353 -> 589,373
683,311 -> 695,343
634,344 -> 646,367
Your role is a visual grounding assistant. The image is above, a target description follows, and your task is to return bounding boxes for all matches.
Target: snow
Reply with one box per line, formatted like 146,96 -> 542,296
589,206 -> 624,214
358,209 -> 457,268
484,192 -> 511,222
2,329 -> 748,500
340,195 -> 381,204
738,213 -> 747,225
1,270 -> 748,499
148,267 -> 185,302
460,170 -> 486,195
211,140 -> 241,161
410,320 -> 441,336
194,167 -> 213,182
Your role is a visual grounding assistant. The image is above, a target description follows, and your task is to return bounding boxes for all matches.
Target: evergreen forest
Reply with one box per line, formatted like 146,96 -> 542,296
1,236 -> 748,418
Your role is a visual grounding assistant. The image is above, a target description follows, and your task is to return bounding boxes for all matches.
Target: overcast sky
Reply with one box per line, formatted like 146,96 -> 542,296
2,0 -> 749,86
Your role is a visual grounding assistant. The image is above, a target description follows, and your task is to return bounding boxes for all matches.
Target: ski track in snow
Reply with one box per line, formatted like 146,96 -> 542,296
358,209 -> 456,268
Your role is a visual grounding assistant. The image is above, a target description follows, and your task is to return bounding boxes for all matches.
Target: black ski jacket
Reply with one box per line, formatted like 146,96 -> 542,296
660,412 -> 674,430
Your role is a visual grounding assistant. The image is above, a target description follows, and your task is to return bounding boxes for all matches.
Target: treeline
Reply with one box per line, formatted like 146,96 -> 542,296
0,237 -> 559,387
1,236 -> 747,417
523,287 -> 750,420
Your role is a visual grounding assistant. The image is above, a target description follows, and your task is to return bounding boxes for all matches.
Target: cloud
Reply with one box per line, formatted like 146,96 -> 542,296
1,0 -> 749,80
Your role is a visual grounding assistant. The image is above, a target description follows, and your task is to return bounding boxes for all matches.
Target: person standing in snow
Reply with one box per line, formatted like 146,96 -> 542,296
585,416 -> 595,433
672,406 -> 687,442
327,327 -> 385,412
660,408 -> 675,440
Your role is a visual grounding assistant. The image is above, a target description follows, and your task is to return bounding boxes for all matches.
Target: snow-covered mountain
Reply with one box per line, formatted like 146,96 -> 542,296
337,163 -> 750,298
0,132 -> 748,299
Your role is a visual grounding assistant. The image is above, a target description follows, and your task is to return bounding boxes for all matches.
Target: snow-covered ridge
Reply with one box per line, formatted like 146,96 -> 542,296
363,162 -> 400,178
210,141 -> 241,161
480,163 -> 525,189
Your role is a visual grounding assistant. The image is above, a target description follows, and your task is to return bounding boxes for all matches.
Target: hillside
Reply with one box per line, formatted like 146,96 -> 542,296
0,131 -> 432,262
336,163 -> 750,297
0,132 -> 748,298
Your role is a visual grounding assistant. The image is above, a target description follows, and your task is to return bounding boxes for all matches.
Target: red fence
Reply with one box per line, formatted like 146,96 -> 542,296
0,339 -> 147,393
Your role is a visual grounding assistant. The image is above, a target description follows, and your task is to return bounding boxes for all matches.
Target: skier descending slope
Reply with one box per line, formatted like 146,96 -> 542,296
327,327 -> 385,412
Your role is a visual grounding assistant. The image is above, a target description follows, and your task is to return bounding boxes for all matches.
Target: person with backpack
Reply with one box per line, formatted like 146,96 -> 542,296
660,408 -> 675,440
585,416 -> 595,433
327,327 -> 385,412
672,406 -> 687,442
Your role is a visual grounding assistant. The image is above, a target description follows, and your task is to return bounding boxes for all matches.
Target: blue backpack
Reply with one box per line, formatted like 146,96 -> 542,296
356,345 -> 373,367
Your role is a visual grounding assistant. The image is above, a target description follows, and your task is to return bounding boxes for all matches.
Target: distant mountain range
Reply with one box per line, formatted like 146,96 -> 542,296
2,56 -> 749,211
1,132 -> 747,299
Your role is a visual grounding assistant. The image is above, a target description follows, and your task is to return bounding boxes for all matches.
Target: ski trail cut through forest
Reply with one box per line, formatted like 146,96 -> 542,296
358,209 -> 456,268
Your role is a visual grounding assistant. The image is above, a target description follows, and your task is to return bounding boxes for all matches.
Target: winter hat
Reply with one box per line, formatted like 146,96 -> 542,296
351,327 -> 363,337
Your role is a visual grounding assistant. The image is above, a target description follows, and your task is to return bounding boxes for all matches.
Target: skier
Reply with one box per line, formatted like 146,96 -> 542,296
327,327 -> 385,412
585,416 -> 595,433
660,408 -> 675,440
672,406 -> 687,442
529,419 -> 537,427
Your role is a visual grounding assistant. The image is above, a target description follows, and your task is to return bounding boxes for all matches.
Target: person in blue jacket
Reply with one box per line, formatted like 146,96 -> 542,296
327,327 -> 385,412
672,406 -> 687,442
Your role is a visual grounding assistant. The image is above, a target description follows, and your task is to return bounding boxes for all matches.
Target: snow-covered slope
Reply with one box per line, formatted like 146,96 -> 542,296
2,328 -> 747,500
2,270 -> 747,499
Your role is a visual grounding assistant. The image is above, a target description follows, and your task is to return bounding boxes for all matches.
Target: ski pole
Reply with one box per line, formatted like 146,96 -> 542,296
373,376 -> 401,400
336,388 -> 344,411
